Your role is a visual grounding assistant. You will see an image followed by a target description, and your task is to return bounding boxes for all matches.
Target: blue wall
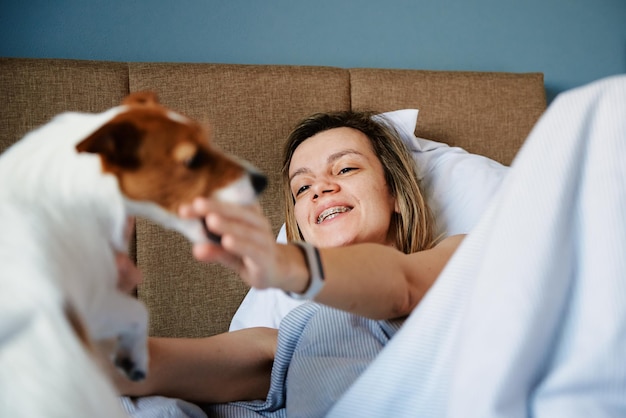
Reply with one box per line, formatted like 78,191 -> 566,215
1,0 -> 625,102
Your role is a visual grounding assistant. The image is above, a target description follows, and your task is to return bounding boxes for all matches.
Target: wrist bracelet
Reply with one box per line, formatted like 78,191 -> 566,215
286,241 -> 325,300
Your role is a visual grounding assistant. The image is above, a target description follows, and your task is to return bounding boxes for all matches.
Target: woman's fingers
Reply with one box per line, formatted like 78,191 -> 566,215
179,198 -> 277,288
191,241 -> 241,269
184,199 -> 272,256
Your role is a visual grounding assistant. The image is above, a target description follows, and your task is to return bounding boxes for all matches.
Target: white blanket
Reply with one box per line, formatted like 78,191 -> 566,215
328,75 -> 626,417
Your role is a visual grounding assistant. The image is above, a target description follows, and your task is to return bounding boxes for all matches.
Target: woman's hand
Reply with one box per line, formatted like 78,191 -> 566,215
178,198 -> 282,289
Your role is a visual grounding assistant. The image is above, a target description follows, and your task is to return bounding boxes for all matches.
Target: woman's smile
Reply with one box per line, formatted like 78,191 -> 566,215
317,206 -> 352,224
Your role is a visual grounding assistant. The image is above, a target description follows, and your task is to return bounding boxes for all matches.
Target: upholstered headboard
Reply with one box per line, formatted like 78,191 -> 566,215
0,57 -> 546,337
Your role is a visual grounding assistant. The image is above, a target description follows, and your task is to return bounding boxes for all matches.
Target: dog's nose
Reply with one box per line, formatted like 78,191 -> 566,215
251,171 -> 268,195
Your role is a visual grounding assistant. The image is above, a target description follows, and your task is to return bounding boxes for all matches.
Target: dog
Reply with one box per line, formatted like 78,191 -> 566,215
0,92 -> 266,417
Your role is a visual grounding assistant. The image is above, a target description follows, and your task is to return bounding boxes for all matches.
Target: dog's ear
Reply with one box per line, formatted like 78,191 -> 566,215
76,121 -> 142,169
123,91 -> 160,107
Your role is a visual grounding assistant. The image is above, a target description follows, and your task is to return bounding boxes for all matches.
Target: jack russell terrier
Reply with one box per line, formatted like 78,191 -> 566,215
0,92 -> 266,417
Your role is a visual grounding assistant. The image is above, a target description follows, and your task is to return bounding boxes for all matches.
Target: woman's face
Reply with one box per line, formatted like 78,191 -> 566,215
288,127 -> 397,248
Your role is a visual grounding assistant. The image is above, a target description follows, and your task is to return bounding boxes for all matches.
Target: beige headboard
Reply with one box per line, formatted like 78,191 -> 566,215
0,58 -> 546,337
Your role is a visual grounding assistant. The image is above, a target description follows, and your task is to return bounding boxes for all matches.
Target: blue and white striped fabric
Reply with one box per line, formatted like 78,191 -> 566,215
208,303 -> 404,417
120,302 -> 402,418
329,74 -> 626,417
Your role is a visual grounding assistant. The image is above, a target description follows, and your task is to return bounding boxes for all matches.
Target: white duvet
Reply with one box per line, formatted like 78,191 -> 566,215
329,75 -> 626,417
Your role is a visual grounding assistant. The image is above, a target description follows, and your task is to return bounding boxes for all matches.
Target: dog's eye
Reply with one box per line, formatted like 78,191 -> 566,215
173,142 -> 206,169
183,150 -> 205,169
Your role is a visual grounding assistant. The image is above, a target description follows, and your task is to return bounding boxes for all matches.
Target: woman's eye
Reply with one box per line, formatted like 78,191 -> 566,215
295,185 -> 309,196
338,167 -> 357,175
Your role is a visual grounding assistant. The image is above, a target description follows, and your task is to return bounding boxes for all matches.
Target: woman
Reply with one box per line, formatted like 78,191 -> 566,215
187,111 -> 463,319
117,77 -> 626,417
115,110 -> 464,410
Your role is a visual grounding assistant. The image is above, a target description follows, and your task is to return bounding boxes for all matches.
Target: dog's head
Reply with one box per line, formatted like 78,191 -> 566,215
76,92 -> 267,243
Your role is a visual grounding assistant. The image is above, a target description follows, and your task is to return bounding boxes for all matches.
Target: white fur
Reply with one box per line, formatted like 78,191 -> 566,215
123,174 -> 259,245
0,104 -> 263,417
214,176 -> 258,206
124,199 -> 208,244
0,107 -> 146,417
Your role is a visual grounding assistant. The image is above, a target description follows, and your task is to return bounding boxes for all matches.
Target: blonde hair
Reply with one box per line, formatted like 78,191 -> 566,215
281,111 -> 436,253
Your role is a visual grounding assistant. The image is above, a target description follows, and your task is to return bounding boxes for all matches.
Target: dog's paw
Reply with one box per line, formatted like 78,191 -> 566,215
115,355 -> 146,381
114,324 -> 149,381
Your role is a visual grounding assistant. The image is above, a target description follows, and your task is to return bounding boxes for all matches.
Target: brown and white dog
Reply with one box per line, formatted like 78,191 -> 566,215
0,92 -> 266,417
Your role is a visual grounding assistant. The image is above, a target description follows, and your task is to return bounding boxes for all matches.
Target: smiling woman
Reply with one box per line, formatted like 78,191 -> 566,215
288,127 -> 398,248
282,111 -> 438,254
172,110 -> 466,416
115,109 -> 466,417
179,110 -> 464,318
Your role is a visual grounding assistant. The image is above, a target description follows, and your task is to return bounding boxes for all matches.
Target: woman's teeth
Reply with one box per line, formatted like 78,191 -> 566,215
317,207 -> 351,224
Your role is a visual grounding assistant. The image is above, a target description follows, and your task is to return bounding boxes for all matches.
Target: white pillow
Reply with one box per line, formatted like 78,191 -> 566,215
229,109 -> 508,331
375,109 -> 508,238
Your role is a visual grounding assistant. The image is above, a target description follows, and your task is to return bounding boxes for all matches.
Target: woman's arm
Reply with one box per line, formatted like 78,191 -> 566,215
180,198 -> 465,320
312,235 -> 465,319
108,327 -> 277,403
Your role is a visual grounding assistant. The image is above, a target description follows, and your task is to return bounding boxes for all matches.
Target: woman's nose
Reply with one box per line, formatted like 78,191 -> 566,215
312,178 -> 338,199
